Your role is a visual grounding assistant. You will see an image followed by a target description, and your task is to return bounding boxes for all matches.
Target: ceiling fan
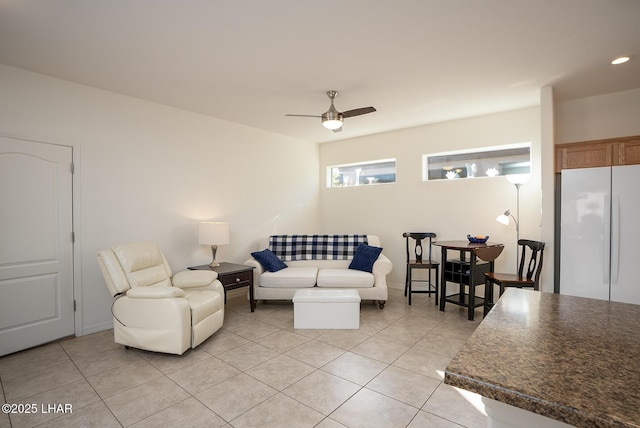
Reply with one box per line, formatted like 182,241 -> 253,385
285,91 -> 376,132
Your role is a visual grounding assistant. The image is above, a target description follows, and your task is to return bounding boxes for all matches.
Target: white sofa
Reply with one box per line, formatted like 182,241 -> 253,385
244,235 -> 392,309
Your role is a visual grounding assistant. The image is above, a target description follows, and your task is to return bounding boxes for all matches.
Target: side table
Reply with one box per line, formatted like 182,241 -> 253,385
434,240 -> 504,321
189,262 -> 255,312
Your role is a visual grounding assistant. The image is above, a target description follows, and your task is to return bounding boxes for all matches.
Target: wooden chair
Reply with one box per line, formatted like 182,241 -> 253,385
403,232 -> 439,305
483,239 -> 545,315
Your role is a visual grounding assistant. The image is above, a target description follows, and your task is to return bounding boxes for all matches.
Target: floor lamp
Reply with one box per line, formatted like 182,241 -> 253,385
496,174 -> 529,271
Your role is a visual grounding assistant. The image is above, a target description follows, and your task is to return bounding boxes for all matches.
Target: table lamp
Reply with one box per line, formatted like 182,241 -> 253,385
199,222 -> 230,267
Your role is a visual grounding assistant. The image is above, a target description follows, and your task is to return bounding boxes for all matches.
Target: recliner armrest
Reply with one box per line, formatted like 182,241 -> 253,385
172,270 -> 218,288
126,285 -> 186,299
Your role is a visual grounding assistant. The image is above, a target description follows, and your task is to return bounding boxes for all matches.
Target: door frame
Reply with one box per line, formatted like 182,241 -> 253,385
1,133 -> 83,338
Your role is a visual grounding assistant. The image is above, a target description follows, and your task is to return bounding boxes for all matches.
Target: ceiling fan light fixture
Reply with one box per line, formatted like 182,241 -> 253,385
322,118 -> 343,130
322,108 -> 343,130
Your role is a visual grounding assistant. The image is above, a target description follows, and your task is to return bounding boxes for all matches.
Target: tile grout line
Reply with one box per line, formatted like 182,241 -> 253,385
1,290 -> 483,428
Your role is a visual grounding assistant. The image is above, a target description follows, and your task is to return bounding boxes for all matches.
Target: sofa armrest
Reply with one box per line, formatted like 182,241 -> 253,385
244,258 -> 264,273
371,253 -> 393,289
244,258 -> 264,287
126,285 -> 186,299
373,253 -> 393,275
172,270 -> 218,288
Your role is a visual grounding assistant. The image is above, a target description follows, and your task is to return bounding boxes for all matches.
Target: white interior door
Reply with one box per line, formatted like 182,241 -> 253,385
0,136 -> 74,356
610,164 -> 640,304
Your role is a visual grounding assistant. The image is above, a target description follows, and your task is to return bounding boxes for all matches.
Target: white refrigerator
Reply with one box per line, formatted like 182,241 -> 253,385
560,164 -> 640,304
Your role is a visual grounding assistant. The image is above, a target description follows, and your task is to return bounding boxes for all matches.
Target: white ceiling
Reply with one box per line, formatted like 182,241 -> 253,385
1,0 -> 639,143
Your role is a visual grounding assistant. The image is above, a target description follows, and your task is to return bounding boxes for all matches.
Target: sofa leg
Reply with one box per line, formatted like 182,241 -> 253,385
378,300 -> 386,309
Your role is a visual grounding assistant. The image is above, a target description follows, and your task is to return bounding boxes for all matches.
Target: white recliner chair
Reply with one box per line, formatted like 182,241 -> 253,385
97,241 -> 225,355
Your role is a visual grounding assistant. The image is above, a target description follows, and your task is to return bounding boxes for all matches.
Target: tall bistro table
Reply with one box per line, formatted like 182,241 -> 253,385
434,240 -> 504,321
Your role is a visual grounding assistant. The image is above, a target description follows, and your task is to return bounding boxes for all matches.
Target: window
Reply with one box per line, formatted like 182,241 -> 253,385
423,143 -> 530,181
327,158 -> 396,188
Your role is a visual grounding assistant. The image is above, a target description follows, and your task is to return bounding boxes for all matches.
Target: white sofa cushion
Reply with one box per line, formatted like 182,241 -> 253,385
260,267 -> 318,288
316,268 -> 374,288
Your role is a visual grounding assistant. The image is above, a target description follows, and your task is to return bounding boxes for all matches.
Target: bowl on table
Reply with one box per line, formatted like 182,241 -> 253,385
467,235 -> 489,243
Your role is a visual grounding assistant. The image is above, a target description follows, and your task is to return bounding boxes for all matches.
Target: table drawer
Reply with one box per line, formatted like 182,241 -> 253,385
218,270 -> 253,287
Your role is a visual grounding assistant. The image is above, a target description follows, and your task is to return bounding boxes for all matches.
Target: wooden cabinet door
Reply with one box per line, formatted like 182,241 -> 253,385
618,138 -> 640,165
556,135 -> 640,172
556,142 -> 612,172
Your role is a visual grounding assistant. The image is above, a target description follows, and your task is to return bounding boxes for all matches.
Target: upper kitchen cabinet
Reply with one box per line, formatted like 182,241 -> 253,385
555,135 -> 640,172
618,137 -> 640,165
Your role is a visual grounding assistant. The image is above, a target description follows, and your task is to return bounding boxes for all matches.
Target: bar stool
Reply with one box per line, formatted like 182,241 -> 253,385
403,232 -> 439,305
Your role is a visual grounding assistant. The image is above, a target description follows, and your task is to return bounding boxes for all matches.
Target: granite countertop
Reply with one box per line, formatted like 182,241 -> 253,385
444,289 -> 640,428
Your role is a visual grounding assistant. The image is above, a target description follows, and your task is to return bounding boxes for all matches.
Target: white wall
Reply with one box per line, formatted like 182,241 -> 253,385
555,88 -> 640,143
4,60 -> 635,335
0,64 -> 320,334
320,107 -> 542,289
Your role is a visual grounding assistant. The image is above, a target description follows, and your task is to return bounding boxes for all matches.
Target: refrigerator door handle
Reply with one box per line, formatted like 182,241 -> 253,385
611,194 -> 620,285
603,194 -> 611,285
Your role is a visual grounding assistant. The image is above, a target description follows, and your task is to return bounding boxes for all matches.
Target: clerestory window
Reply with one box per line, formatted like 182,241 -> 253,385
327,158 -> 396,188
422,143 -> 530,181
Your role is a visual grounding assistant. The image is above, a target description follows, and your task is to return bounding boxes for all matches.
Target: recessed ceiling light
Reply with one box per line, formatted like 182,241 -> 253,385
611,56 -> 630,65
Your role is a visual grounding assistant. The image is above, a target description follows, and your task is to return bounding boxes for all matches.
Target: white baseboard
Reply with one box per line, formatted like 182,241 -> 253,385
78,320 -> 113,336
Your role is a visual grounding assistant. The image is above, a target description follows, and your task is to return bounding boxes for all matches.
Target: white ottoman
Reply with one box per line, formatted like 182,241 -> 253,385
293,289 -> 361,329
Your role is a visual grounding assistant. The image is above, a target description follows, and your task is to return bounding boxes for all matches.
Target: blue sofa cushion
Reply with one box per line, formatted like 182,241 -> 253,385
251,249 -> 288,272
348,244 -> 383,273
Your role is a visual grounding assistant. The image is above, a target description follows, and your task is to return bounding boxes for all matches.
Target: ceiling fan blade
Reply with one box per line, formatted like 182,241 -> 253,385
342,106 -> 376,118
285,114 -> 321,118
332,127 -> 342,133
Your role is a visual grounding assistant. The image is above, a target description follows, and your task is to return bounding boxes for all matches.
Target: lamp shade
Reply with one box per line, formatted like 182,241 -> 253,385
199,222 -> 230,245
506,174 -> 530,184
496,209 -> 511,225
496,214 -> 510,225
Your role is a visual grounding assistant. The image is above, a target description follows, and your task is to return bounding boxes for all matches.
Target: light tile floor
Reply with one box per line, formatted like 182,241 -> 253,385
0,289 -> 489,428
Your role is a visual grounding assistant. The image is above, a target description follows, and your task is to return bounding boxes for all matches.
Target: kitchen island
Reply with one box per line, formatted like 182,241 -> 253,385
445,288 -> 640,428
